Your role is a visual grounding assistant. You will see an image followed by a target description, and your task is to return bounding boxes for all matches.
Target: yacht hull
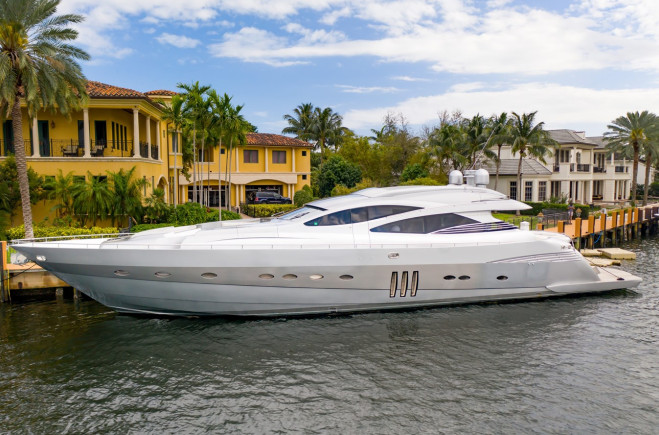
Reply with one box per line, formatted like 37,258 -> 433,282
13,241 -> 641,317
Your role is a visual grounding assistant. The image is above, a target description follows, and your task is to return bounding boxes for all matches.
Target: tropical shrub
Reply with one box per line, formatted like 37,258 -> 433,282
398,177 -> 443,186
400,163 -> 429,182
294,185 -> 313,207
7,225 -> 119,240
240,204 -> 298,217
317,155 -> 362,197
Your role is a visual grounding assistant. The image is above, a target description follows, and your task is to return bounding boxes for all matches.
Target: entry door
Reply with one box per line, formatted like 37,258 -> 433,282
94,120 -> 107,146
38,120 -> 50,156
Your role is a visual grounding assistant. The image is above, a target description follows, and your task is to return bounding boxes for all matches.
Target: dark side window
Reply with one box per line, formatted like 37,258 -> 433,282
371,213 -> 476,233
305,205 -> 419,226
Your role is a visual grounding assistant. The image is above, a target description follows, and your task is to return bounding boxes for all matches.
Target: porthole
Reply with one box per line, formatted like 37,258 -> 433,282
114,270 -> 129,277
444,275 -> 456,280
154,271 -> 171,278
283,274 -> 298,280
201,272 -> 217,279
497,275 -> 508,281
459,275 -> 470,280
339,275 -> 354,280
310,274 -> 324,280
259,273 -> 275,280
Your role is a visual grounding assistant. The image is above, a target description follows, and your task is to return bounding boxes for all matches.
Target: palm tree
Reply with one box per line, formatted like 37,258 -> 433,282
45,169 -> 75,220
282,103 -> 314,141
71,172 -> 113,226
311,106 -> 346,164
428,123 -> 467,173
159,94 -> 188,206
177,81 -> 210,205
509,111 -> 555,201
223,103 -> 248,210
107,167 -> 147,227
486,113 -> 511,191
641,132 -> 659,205
208,91 -> 231,218
0,0 -> 90,238
604,111 -> 658,203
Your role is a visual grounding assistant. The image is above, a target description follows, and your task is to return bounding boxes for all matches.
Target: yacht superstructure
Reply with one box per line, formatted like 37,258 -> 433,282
11,170 -> 641,316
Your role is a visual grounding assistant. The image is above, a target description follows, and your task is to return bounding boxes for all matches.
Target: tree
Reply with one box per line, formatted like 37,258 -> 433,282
317,155 -> 362,197
282,102 -> 314,141
0,155 -> 43,225
107,167 -> 147,227
311,106 -> 349,161
208,90 -> 231,217
400,163 -> 429,182
604,111 -> 658,203
144,188 -> 169,223
44,169 -> 75,220
487,113 -> 511,191
509,111 -> 555,201
0,0 -> 89,238
641,132 -> 659,205
159,94 -> 188,206
177,81 -> 210,205
223,102 -> 248,210
428,123 -> 467,174
71,172 -> 113,226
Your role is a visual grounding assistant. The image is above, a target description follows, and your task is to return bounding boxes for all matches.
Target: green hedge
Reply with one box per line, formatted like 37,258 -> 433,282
7,225 -> 120,240
521,202 -> 591,217
240,203 -> 298,218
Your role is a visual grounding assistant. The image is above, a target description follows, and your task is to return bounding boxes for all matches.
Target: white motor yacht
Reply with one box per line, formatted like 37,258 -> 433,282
11,170 -> 641,317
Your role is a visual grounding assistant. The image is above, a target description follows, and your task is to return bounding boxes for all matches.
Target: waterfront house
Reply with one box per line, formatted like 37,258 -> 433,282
0,81 -> 311,224
485,129 -> 654,204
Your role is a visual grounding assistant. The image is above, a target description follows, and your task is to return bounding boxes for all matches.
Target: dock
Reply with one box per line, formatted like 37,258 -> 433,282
540,204 -> 659,250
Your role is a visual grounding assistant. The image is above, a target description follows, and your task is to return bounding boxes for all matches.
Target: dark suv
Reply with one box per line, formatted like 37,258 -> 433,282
252,191 -> 292,204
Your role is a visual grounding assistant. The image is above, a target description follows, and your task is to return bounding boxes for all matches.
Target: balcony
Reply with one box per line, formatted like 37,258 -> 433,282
615,166 -> 628,173
553,164 -> 560,172
0,138 -> 162,159
576,164 -> 590,172
593,166 -> 606,173
1,139 -> 32,157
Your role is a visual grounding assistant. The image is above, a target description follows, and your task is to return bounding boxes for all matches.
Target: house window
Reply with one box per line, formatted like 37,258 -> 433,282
172,133 -> 178,153
302,174 -> 308,180
538,181 -> 547,202
244,149 -> 258,163
509,181 -> 517,200
525,181 -> 533,201
272,150 -> 286,164
560,149 -> 570,163
220,148 -> 225,154
551,181 -> 561,198
302,151 -> 307,156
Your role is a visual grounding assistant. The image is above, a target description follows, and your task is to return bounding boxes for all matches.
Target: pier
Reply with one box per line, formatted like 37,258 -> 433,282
539,204 -> 659,250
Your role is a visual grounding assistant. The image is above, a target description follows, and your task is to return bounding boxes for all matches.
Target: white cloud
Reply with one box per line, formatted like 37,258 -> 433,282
392,75 -> 429,82
342,83 -> 659,136
209,27 -> 310,66
157,33 -> 202,48
336,84 -> 400,93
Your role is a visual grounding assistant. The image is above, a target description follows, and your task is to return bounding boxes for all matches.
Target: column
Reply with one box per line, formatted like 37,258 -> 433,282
156,121 -> 161,160
31,118 -> 40,157
83,108 -> 91,157
132,108 -> 140,158
264,147 -> 269,172
146,115 -> 151,159
291,149 -> 296,172
235,147 -> 240,172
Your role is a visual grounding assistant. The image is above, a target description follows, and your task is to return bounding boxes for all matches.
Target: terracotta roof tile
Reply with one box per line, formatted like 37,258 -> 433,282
247,133 -> 313,148
144,89 -> 178,96
86,81 -> 146,98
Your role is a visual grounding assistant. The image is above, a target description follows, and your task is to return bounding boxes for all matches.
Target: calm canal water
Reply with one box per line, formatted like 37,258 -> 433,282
1,238 -> 658,434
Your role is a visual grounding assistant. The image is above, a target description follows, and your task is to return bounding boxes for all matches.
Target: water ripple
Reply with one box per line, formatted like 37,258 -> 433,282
1,238 -> 659,433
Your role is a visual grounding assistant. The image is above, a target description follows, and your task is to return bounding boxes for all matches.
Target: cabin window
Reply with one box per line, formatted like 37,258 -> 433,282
304,205 -> 419,226
370,213 -> 477,234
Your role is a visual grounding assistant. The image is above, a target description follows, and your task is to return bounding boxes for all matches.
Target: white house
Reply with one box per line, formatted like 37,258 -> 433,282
484,129 -> 654,204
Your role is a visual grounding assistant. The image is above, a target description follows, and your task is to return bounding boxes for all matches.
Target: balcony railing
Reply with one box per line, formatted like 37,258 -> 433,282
151,145 -> 159,160
553,164 -> 560,172
593,166 -> 606,173
576,164 -> 590,172
1,139 -> 32,157
615,166 -> 628,173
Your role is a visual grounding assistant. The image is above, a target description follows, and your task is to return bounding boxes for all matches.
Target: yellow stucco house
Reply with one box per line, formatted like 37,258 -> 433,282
0,81 -> 312,223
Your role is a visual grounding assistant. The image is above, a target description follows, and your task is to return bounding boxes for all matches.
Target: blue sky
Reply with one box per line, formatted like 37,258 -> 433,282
61,0 -> 659,137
